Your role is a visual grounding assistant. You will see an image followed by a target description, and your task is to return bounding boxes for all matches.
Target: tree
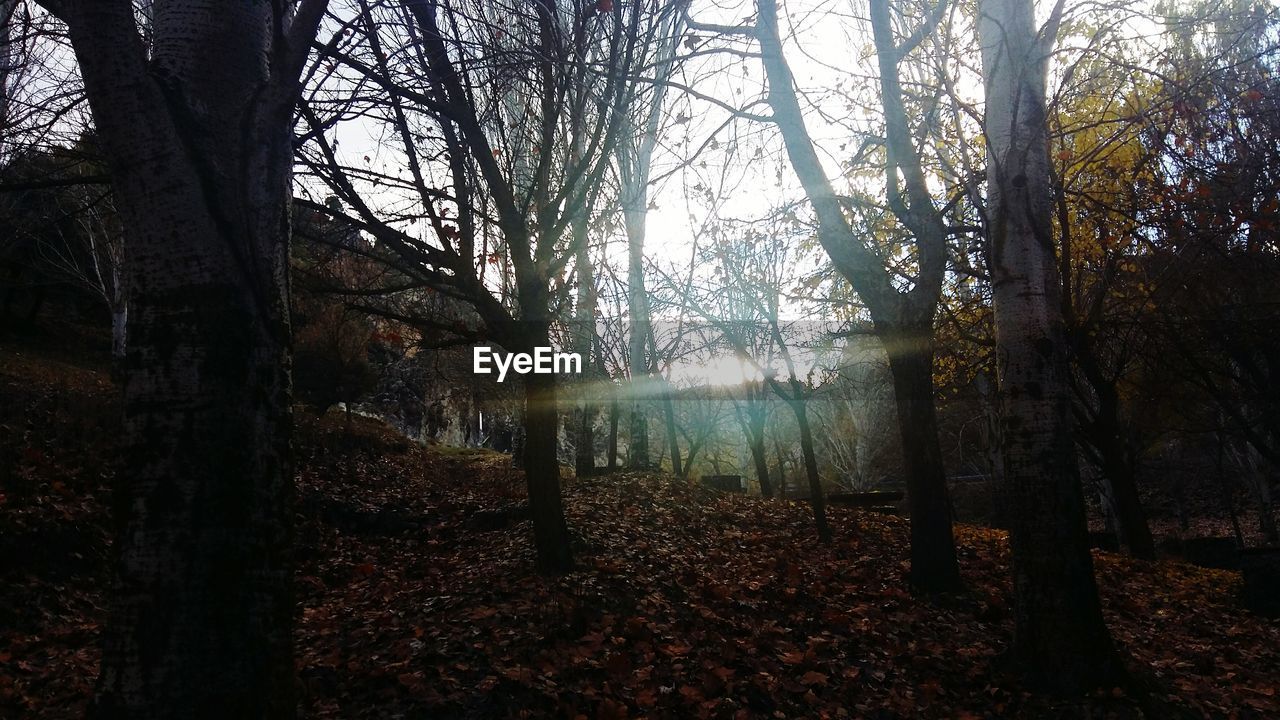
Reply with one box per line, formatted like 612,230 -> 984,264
614,0 -> 686,470
1136,0 -> 1280,543
1046,42 -> 1164,559
754,0 -> 961,591
977,0 -> 1125,692
667,222 -> 834,538
300,0 -> 683,574
0,0 -> 16,152
31,0 -> 329,716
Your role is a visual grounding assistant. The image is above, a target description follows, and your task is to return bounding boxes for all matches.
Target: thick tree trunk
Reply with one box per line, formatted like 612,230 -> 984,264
521,324 -> 574,574
979,0 -> 1125,693
884,335 -> 962,592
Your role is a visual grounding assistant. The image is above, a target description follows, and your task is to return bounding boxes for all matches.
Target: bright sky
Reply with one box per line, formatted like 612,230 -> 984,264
308,0 -> 1181,388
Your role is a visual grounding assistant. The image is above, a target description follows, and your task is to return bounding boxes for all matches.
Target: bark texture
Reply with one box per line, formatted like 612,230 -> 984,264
36,1 -> 327,717
885,335 -> 961,586
521,327 -> 575,574
978,0 -> 1125,692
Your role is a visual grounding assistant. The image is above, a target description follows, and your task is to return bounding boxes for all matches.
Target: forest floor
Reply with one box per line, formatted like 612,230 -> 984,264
2,334 -> 1279,719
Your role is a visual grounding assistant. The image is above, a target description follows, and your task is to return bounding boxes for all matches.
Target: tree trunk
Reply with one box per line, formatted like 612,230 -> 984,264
1073,343 -> 1156,559
773,435 -> 790,498
748,402 -> 774,498
109,303 -> 127,369
758,0 -> 959,587
521,325 -> 574,575
628,398 -> 649,468
575,402 -> 596,478
39,3 -> 328,716
1096,433 -> 1156,560
607,392 -> 620,472
624,201 -> 651,469
0,0 -> 15,156
662,380 -> 683,479
791,396 -> 832,542
884,335 -> 962,592
979,0 -> 1125,693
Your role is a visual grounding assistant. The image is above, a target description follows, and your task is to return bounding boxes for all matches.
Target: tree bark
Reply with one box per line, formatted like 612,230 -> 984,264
1070,333 -> 1156,559
0,0 -> 16,156
1094,427 -> 1156,560
758,0 -> 960,590
625,196 -> 650,468
661,379 -> 683,478
884,332 -> 962,590
978,0 -> 1125,693
607,391 -> 620,472
37,3 -> 327,716
521,322 -> 574,574
791,395 -> 832,542
746,393 -> 774,498
109,303 -> 127,370
572,237 -> 596,479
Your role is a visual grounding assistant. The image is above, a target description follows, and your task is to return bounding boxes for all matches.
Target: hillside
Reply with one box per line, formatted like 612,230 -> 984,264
1,341 -> 1278,719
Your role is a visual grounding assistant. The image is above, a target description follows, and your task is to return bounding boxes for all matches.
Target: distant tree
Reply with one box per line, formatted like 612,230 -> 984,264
1138,0 -> 1280,543
301,0 -> 686,574
615,1 -> 687,469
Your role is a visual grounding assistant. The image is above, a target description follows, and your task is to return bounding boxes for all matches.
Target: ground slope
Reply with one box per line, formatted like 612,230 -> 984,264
1,343 -> 1277,719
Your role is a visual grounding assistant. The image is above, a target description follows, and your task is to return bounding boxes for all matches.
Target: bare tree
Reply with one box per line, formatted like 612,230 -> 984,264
300,0 -> 685,573
614,1 -> 687,468
753,0 -> 961,591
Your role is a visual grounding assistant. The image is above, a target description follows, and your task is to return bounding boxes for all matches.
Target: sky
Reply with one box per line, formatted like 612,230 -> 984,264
305,0 -> 1182,387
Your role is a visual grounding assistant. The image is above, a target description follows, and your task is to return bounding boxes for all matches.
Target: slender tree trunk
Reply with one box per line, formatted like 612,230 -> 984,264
0,0 -> 15,158
773,435 -> 790,498
1096,434 -> 1156,559
575,402 -> 596,478
1074,347 -> 1156,559
758,0 -> 959,587
1216,434 -> 1246,547
748,402 -> 774,498
662,379 -> 683,478
979,0 -> 1124,692
623,203 -> 651,469
615,7 -> 683,470
572,275 -> 596,478
607,392 -> 620,472
1251,468 -> 1279,544
884,334 -> 962,591
791,396 -> 832,542
521,322 -> 574,574
109,303 -> 127,369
